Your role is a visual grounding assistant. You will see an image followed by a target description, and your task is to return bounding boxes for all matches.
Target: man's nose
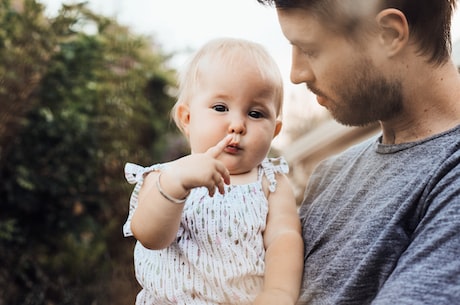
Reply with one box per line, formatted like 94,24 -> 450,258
290,47 -> 315,84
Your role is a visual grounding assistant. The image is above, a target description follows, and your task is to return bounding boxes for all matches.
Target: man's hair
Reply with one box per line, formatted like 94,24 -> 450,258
257,0 -> 457,65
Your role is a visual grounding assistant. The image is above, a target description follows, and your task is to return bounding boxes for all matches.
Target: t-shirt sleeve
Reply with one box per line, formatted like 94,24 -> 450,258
372,163 -> 460,304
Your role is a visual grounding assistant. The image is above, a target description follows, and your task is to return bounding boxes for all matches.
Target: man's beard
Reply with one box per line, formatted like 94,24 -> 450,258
310,57 -> 403,127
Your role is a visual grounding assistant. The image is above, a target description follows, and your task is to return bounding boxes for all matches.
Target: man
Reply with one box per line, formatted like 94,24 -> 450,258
256,1 -> 460,304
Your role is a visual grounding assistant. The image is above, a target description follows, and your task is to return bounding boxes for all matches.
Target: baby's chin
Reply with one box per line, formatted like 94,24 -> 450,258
221,156 -> 264,175
226,164 -> 258,183
228,168 -> 252,175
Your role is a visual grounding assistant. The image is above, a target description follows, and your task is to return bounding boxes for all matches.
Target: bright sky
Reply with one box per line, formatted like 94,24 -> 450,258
40,0 -> 292,77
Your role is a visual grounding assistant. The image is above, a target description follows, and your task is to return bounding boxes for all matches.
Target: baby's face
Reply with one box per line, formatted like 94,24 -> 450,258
184,55 -> 281,175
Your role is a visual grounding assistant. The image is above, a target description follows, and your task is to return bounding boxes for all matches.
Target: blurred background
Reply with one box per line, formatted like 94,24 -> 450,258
1,1 -> 460,304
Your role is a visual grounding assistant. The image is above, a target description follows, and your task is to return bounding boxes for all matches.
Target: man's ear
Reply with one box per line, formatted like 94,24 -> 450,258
177,103 -> 191,136
273,120 -> 282,138
376,8 -> 409,57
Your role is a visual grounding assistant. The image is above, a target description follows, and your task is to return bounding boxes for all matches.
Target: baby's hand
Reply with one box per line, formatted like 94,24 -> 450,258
205,134 -> 233,159
168,135 -> 233,196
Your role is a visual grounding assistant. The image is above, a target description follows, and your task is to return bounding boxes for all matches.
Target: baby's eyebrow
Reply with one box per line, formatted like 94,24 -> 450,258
250,99 -> 275,110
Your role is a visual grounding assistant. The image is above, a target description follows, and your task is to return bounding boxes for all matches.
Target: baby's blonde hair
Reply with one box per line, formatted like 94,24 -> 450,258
171,37 -> 284,134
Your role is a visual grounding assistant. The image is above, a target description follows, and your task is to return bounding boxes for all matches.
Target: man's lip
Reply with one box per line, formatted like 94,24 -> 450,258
308,85 -> 328,107
316,95 -> 328,107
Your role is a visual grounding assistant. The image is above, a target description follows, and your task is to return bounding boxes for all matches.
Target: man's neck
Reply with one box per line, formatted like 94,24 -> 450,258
380,61 -> 460,145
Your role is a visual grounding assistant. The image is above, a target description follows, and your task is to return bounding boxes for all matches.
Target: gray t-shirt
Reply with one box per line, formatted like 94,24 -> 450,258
298,125 -> 460,305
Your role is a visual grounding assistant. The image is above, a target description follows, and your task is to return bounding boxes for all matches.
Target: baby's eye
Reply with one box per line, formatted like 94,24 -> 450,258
212,104 -> 228,112
248,110 -> 264,119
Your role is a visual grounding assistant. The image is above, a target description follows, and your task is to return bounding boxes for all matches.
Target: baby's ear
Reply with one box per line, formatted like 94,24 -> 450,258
177,104 -> 191,136
273,120 -> 282,138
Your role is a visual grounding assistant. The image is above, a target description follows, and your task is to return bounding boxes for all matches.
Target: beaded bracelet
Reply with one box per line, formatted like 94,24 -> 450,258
156,172 -> 187,204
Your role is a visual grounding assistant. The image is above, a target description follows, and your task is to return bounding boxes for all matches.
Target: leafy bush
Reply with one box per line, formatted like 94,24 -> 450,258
0,1 -> 184,304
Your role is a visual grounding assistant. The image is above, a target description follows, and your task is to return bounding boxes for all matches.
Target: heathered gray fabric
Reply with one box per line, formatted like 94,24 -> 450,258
297,125 -> 460,305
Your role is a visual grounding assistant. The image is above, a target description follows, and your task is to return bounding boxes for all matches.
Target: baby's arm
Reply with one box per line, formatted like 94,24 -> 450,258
254,174 -> 304,305
130,135 -> 232,249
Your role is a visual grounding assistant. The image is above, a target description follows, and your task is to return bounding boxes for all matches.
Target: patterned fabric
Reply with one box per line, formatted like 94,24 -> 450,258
123,157 -> 289,305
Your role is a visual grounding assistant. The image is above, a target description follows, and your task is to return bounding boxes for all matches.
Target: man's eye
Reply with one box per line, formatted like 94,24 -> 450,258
249,111 -> 264,118
212,105 -> 228,112
303,49 -> 317,58
297,46 -> 317,58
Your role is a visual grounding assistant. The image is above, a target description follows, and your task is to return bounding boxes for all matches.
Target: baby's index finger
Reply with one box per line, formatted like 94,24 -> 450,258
206,134 -> 233,158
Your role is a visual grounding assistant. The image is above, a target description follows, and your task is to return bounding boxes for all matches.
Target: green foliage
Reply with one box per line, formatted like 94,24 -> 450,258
0,0 -> 75,164
0,1 -> 184,304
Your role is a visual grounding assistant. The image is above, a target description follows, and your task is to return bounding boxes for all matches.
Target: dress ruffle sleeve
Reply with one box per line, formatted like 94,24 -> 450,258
261,156 -> 289,193
123,162 -> 164,237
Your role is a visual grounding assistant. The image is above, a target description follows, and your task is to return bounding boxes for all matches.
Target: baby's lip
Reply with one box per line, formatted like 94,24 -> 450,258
225,143 -> 241,154
228,141 -> 241,149
230,134 -> 241,147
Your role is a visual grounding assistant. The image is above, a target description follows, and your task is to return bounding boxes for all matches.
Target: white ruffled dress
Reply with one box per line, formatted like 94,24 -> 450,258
123,157 -> 289,305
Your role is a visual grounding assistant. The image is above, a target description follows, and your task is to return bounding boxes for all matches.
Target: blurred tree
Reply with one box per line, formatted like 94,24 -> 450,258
0,0 -> 70,167
0,1 -> 183,304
